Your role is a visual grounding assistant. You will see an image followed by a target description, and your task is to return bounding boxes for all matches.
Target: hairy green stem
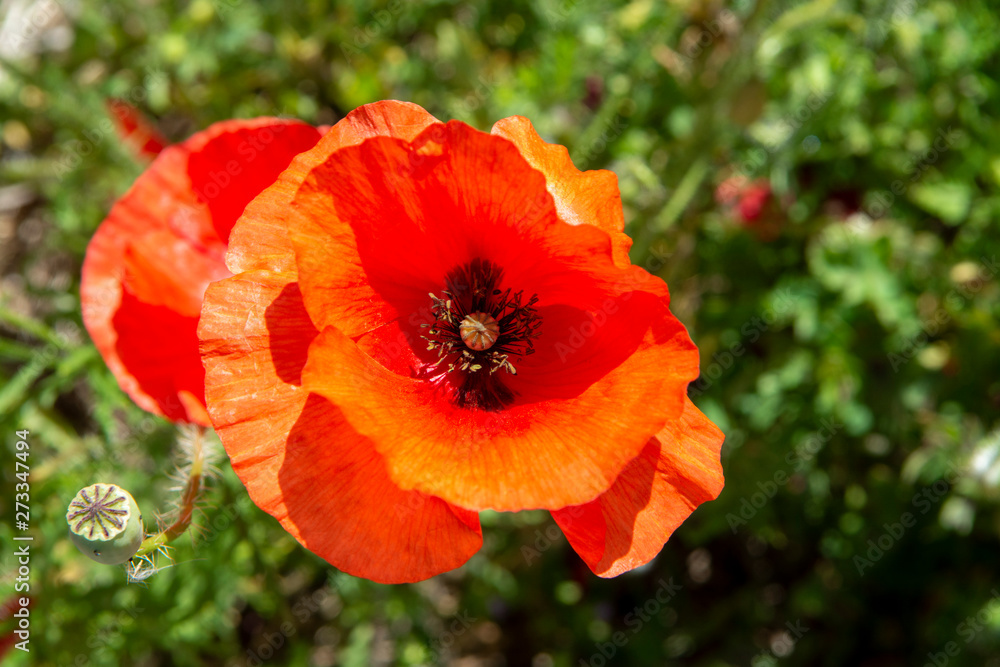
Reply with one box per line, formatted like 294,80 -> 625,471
134,426 -> 205,558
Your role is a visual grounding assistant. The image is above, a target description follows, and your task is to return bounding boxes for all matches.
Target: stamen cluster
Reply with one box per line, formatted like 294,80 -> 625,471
421,258 -> 541,409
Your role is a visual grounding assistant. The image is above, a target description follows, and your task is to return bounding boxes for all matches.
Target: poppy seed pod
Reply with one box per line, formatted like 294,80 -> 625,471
66,483 -> 144,565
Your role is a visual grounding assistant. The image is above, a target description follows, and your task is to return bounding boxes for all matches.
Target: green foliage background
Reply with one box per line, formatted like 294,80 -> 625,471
1,0 -> 999,665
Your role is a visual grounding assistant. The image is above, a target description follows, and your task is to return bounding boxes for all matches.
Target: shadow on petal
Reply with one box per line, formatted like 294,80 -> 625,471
264,281 -> 318,386
553,399 -> 725,577
278,393 -> 483,584
551,439 -> 658,569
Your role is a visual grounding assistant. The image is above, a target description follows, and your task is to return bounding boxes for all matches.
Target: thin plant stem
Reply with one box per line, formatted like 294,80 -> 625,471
134,426 -> 205,558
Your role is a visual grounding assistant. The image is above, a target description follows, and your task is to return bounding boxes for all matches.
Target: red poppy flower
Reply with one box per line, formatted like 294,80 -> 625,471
81,117 -> 324,424
198,101 -> 724,582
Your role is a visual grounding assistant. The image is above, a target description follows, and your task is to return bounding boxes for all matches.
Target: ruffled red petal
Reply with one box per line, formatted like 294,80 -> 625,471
226,101 -> 440,275
551,398 -> 725,577
81,118 -> 322,424
491,115 -> 632,267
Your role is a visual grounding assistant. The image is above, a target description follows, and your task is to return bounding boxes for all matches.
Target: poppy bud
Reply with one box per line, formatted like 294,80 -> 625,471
66,483 -> 144,565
